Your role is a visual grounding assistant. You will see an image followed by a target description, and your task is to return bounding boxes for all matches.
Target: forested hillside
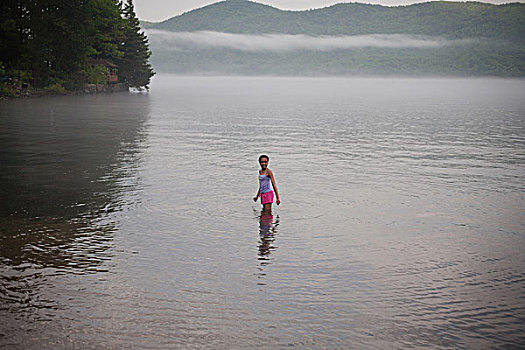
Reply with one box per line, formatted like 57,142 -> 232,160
155,0 -> 525,42
0,0 -> 154,97
147,0 -> 525,76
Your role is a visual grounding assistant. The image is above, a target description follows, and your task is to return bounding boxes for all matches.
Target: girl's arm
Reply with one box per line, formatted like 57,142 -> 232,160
253,188 -> 260,202
268,169 -> 280,205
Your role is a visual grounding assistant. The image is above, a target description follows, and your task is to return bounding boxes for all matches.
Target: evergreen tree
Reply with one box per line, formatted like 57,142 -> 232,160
39,0 -> 92,86
0,0 -> 93,87
118,0 -> 154,89
86,0 -> 125,60
0,0 -> 26,72
1,0 -> 156,94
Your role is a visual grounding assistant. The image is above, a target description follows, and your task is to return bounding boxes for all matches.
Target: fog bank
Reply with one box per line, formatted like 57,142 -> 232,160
147,30 -> 472,52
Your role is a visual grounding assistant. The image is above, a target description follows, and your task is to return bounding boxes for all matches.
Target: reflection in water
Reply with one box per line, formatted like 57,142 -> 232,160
0,93 -> 149,335
257,210 -> 279,284
1,76 -> 524,349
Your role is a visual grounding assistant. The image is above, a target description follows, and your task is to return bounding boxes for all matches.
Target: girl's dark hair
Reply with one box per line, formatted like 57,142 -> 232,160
259,154 -> 269,162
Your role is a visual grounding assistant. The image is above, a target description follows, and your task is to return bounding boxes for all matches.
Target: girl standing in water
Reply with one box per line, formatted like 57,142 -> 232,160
254,155 -> 280,212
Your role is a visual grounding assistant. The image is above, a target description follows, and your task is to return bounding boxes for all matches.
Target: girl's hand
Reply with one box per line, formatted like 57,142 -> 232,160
253,196 -> 258,202
276,198 -> 281,205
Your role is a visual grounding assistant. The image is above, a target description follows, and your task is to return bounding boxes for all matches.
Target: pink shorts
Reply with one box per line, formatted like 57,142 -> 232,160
260,190 -> 274,205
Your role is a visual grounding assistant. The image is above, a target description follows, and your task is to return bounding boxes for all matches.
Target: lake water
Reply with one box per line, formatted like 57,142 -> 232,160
1,76 -> 524,349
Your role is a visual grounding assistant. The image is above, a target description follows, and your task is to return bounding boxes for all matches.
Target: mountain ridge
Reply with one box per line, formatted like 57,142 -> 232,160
151,0 -> 525,42
147,0 -> 525,76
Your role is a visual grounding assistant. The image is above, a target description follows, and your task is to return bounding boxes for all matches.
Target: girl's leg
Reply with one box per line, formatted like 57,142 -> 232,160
263,203 -> 272,213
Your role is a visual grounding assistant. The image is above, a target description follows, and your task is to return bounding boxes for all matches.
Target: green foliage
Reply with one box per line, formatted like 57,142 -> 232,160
86,0 -> 125,59
0,66 -> 34,98
0,84 -> 15,97
85,65 -> 109,84
152,44 -> 525,77
0,0 -> 154,94
154,0 -> 525,42
117,0 -> 155,89
43,82 -> 66,94
18,70 -> 33,86
149,0 -> 525,77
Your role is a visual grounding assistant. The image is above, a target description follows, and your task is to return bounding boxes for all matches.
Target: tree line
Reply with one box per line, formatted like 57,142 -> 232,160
0,0 -> 154,95
151,44 -> 525,77
148,0 -> 525,77
154,0 -> 525,43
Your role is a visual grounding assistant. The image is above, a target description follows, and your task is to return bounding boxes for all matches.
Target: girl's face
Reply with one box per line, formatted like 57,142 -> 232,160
259,158 -> 268,170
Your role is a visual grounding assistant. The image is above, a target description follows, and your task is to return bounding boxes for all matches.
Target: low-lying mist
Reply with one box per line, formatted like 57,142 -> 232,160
146,30 -> 473,52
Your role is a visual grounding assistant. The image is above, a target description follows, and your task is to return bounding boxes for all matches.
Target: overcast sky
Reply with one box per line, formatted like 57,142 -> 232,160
134,0 -> 522,22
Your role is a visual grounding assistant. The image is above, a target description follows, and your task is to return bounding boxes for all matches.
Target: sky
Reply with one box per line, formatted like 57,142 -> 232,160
134,0 -> 523,22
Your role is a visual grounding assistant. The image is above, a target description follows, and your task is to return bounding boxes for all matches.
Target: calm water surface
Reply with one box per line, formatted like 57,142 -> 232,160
1,76 -> 524,349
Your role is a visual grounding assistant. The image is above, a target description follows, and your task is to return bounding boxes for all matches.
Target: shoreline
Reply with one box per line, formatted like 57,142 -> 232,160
1,82 -> 129,101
